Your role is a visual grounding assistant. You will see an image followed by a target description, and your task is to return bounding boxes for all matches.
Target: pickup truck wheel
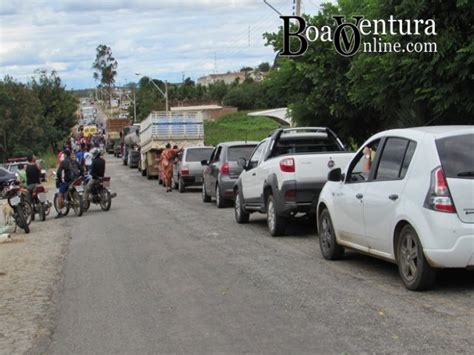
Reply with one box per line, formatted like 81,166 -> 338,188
202,182 -> 211,202
266,194 -> 287,236
318,209 -> 344,260
178,177 -> 185,193
397,224 -> 436,291
234,189 -> 249,223
215,184 -> 225,208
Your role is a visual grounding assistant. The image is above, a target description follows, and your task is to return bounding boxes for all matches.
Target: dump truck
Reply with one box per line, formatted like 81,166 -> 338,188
139,111 -> 204,179
122,124 -> 141,168
106,118 -> 130,154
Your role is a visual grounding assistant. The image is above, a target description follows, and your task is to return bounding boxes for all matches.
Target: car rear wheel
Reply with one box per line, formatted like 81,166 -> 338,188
215,184 -> 225,208
234,189 -> 249,223
202,182 -> 211,202
318,209 -> 344,260
266,194 -> 287,236
397,224 -> 436,291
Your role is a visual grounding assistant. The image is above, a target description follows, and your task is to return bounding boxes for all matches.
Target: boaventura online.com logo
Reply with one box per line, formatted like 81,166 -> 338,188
280,15 -> 438,57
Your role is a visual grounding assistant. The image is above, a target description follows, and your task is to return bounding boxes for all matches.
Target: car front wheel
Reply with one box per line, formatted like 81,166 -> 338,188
397,224 -> 436,291
318,209 -> 344,260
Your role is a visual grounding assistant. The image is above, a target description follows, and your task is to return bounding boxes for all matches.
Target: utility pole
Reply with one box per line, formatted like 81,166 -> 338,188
133,88 -> 137,123
293,0 -> 301,16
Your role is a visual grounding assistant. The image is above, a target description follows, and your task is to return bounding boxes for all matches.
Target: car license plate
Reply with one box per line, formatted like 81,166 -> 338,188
10,195 -> 20,206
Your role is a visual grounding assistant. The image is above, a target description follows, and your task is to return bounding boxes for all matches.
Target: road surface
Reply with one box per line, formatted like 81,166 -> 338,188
48,157 -> 474,354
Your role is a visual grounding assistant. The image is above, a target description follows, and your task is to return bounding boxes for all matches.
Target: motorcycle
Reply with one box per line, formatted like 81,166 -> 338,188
53,177 -> 84,217
21,184 -> 50,222
82,176 -> 116,212
1,179 -> 31,233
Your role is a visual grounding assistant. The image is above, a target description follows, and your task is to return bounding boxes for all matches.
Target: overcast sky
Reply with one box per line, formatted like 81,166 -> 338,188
0,0 -> 324,89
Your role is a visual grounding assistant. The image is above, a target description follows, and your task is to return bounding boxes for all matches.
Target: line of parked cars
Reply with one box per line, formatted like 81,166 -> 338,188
126,125 -> 474,291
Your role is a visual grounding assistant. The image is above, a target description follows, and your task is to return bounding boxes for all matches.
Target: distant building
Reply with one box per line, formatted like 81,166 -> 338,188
197,70 -> 266,87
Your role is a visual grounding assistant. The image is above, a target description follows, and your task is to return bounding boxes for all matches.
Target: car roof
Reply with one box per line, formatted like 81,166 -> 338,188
218,141 -> 259,147
371,126 -> 474,141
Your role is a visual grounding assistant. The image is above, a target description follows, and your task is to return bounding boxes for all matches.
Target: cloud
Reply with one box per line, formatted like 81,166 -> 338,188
0,0 -> 324,88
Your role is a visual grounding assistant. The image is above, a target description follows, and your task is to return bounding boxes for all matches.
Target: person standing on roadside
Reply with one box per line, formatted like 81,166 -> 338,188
55,149 -> 73,218
25,154 -> 41,202
161,143 -> 182,192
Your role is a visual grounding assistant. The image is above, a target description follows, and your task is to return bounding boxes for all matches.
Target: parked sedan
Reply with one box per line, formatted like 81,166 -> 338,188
317,126 -> 474,291
201,141 -> 258,208
173,146 -> 214,192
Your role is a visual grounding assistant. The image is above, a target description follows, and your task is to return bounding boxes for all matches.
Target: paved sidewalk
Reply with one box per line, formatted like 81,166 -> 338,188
0,202 -> 72,354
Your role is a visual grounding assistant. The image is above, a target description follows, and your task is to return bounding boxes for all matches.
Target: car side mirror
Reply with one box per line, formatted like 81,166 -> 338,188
328,168 -> 342,182
201,160 -> 208,166
237,158 -> 247,168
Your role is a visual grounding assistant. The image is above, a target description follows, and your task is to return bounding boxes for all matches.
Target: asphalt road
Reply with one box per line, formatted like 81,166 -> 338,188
48,157 -> 474,354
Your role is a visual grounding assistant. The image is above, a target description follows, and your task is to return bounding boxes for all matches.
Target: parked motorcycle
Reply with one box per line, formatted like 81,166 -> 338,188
21,184 -> 49,221
1,179 -> 31,233
82,176 -> 116,212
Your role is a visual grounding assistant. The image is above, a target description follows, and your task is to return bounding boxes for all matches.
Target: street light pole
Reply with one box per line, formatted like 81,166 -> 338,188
133,88 -> 137,123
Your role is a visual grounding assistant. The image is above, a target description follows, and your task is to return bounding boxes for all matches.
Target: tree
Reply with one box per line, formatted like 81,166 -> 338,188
30,69 -> 78,154
92,44 -> 118,107
257,62 -> 271,72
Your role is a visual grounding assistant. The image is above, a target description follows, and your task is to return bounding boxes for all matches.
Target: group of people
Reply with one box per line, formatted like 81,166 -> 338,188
55,143 -> 106,218
159,143 -> 183,192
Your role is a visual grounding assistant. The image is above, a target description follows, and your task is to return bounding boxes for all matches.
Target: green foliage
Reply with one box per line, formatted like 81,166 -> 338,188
263,0 -> 474,144
0,71 -> 78,161
92,44 -> 118,89
204,111 -> 280,146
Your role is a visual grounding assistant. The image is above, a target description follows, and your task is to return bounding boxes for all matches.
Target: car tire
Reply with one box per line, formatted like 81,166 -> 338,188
318,209 -> 344,260
178,177 -> 185,193
234,189 -> 249,223
266,194 -> 287,236
202,182 -> 211,202
397,224 -> 436,291
215,184 -> 226,208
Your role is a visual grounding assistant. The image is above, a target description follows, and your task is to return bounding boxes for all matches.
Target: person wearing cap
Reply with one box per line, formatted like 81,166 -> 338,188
55,149 -> 73,218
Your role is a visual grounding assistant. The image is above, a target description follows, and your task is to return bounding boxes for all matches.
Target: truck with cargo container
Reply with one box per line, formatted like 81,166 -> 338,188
122,124 -> 141,168
138,111 -> 204,180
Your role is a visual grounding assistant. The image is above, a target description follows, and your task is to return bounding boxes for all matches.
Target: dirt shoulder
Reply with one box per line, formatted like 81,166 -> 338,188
0,183 -> 72,354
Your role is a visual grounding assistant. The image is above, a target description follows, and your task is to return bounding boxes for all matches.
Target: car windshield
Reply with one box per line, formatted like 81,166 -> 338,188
228,145 -> 257,161
436,134 -> 474,179
185,148 -> 214,162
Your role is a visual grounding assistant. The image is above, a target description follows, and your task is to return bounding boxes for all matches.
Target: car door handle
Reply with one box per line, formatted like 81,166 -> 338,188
389,194 -> 399,201
356,193 -> 363,199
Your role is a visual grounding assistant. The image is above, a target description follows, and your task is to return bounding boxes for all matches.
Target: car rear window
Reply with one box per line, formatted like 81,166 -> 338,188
436,134 -> 474,179
228,145 -> 257,161
185,148 -> 213,162
273,136 -> 343,156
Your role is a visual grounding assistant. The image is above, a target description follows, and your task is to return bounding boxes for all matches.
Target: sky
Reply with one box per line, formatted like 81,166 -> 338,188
0,0 -> 324,89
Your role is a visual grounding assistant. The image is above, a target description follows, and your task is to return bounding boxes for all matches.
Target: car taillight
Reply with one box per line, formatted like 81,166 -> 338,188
220,163 -> 230,175
424,166 -> 456,213
280,158 -> 295,173
180,166 -> 189,176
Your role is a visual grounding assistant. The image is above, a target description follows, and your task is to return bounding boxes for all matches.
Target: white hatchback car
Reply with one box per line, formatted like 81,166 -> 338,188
317,126 -> 474,290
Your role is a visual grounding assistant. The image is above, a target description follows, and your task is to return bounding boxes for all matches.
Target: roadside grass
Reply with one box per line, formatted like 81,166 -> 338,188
38,150 -> 57,170
204,111 -> 282,146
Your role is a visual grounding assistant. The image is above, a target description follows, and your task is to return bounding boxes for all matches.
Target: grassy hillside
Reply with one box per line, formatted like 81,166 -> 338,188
204,111 -> 281,146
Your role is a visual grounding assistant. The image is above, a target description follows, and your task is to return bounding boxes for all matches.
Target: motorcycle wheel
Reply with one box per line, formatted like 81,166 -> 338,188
100,189 -> 112,211
53,193 -> 69,216
71,190 -> 84,217
23,201 -> 33,226
15,206 -> 30,234
38,202 -> 46,221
